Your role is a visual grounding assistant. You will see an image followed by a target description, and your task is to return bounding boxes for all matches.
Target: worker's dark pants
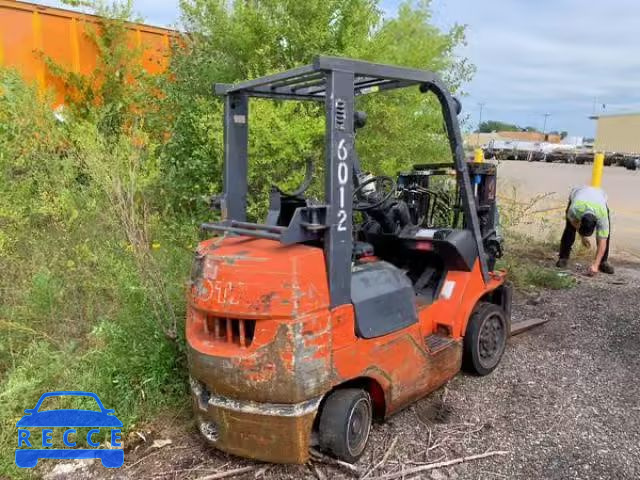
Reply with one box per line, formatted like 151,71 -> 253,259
558,203 -> 610,262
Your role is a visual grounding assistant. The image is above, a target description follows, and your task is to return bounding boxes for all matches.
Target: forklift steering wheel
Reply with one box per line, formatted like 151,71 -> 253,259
353,175 -> 396,211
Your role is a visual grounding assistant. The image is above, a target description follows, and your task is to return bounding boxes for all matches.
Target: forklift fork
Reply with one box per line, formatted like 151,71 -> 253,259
510,317 -> 549,336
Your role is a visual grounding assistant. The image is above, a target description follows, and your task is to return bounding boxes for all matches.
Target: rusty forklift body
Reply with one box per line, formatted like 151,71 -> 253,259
187,57 -> 513,464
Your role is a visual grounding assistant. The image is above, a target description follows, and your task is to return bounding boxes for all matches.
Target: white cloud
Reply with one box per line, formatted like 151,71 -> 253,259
131,0 -> 181,27
35,0 -> 639,135
431,0 -> 640,135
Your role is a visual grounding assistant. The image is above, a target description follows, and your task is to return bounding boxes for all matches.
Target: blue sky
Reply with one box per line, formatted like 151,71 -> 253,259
38,0 -> 640,136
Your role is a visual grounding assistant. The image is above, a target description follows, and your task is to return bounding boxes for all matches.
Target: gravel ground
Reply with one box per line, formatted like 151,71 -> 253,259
42,259 -> 640,480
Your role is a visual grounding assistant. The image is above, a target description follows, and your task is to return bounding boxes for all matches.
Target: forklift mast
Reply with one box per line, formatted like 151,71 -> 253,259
205,56 -> 488,308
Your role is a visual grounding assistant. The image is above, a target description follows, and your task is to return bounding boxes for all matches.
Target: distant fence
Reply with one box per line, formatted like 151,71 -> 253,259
0,0 -> 175,104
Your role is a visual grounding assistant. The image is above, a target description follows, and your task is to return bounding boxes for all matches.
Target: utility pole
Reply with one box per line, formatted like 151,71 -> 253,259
477,102 -> 485,145
542,113 -> 551,135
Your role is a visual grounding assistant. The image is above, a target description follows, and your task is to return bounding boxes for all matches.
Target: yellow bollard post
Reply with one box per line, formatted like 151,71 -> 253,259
591,152 -> 604,187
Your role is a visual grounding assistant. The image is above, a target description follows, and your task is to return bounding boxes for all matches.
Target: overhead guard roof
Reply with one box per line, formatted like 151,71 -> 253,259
214,56 -> 443,101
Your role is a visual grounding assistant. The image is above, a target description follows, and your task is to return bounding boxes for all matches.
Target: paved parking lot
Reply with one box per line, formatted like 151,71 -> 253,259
496,160 -> 640,257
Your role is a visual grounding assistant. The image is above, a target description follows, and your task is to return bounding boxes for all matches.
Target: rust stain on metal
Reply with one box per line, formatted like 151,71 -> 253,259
259,292 -> 276,313
188,317 -> 332,463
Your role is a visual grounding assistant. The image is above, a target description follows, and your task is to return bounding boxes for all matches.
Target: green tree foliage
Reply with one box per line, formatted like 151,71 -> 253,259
44,1 -> 166,139
477,120 -> 522,133
0,68 -> 188,477
549,130 -> 569,139
162,0 -> 474,218
477,120 -> 549,134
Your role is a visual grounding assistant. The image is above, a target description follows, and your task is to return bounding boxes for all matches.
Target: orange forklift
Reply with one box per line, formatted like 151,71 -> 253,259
187,57 -> 529,464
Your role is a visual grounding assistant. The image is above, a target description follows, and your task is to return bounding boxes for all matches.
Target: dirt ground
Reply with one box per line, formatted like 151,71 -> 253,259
40,255 -> 640,480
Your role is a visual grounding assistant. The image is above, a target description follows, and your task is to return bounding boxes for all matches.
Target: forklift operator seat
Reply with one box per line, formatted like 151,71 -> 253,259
400,227 -> 478,272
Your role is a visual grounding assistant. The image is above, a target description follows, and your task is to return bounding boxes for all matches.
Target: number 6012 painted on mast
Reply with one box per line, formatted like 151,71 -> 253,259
337,138 -> 349,232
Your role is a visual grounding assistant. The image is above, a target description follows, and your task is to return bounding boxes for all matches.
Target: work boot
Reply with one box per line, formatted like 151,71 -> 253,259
556,258 -> 568,268
599,262 -> 615,274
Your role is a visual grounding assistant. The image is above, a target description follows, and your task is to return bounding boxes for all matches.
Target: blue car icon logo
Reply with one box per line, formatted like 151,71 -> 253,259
15,391 -> 123,468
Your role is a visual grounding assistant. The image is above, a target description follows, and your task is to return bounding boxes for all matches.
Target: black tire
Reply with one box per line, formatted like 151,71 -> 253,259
463,302 -> 507,376
318,388 -> 372,463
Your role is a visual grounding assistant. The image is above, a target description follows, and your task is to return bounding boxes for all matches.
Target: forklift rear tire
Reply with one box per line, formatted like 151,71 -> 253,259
318,388 -> 372,463
463,302 -> 507,376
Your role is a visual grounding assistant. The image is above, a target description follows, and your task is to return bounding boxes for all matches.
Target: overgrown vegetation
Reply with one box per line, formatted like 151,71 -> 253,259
0,0 -> 474,475
497,187 -> 576,290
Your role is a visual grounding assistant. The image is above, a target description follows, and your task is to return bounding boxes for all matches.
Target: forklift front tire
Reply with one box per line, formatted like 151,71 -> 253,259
318,388 -> 372,463
463,302 -> 507,376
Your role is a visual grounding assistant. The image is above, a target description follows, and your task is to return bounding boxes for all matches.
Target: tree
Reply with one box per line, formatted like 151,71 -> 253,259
477,120 -> 520,133
161,0 -> 474,218
548,130 -> 568,139
477,121 -> 545,134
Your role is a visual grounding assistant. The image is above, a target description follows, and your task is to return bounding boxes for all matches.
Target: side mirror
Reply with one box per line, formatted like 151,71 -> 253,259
354,111 -> 367,130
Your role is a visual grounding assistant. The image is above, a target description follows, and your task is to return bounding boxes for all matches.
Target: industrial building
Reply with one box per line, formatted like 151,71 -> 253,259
591,112 -> 640,154
465,131 -> 561,149
496,131 -> 561,143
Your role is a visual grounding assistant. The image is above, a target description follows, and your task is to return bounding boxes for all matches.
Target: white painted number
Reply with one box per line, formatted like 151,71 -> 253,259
337,211 -> 347,231
213,281 -> 240,305
337,139 -> 348,161
338,162 -> 348,184
336,137 -> 349,231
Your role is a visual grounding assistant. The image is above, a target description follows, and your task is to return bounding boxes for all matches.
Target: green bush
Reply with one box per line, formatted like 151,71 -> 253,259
0,69 -> 190,478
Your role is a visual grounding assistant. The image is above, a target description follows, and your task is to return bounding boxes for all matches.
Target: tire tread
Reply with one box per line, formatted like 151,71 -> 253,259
462,302 -> 506,376
318,388 -> 371,463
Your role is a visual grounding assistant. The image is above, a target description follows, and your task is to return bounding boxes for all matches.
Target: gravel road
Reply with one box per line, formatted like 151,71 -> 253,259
43,259 -> 640,480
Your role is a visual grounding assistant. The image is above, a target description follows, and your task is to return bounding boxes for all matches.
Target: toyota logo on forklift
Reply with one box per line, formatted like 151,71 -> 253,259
187,56 -> 540,465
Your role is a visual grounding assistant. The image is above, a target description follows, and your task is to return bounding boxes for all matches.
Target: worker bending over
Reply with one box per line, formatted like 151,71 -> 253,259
556,185 -> 614,275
